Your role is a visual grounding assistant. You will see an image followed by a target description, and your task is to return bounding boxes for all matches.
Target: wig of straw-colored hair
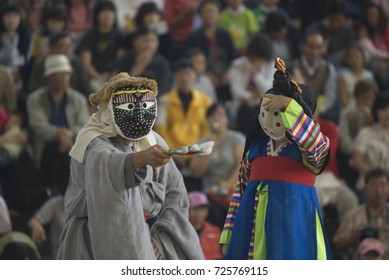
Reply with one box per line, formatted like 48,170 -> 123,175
89,72 -> 158,110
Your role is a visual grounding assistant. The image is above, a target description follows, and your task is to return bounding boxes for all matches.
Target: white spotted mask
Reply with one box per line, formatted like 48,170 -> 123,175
258,98 -> 287,141
110,86 -> 157,140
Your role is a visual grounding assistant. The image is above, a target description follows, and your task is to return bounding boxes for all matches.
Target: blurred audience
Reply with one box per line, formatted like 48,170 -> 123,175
0,3 -> 31,91
0,195 -> 40,259
164,0 -> 200,61
27,195 -> 64,259
357,237 -> 385,260
262,10 -> 301,65
351,95 -> 389,192
338,79 -> 377,189
315,118 -> 358,223
337,45 -> 375,110
0,194 -> 11,236
116,26 -> 172,95
229,33 -> 274,133
65,0 -> 94,41
78,0 -> 124,91
155,58 -> 211,189
293,30 -> 338,123
361,2 -> 389,93
0,110 -> 27,163
190,102 -> 244,229
188,191 -> 223,260
188,48 -> 217,102
333,168 -> 389,259
307,0 -> 355,67
188,0 -> 236,101
251,0 -> 280,28
0,107 -> 28,213
0,66 -> 16,113
29,31 -> 92,98
133,1 -> 171,61
28,3 -> 67,64
27,54 -> 89,194
218,0 -> 259,55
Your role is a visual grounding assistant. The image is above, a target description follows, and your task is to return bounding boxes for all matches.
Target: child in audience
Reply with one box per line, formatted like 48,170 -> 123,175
188,191 -> 223,260
188,48 -> 217,102
338,45 -> 374,109
0,108 -> 27,166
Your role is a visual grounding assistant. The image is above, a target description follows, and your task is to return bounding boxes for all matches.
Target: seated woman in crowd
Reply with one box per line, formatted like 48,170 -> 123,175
0,3 -> 30,91
78,0 -> 124,91
337,44 -> 375,110
190,102 -> 244,229
351,94 -> 389,194
28,3 -> 67,64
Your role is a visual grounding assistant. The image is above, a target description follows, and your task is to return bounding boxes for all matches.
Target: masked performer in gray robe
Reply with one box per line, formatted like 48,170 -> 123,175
57,73 -> 204,260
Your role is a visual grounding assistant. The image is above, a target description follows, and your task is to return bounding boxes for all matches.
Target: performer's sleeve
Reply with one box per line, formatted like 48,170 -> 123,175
149,133 -> 205,260
34,196 -> 63,225
83,138 -> 155,259
219,152 -> 251,244
280,99 -> 330,174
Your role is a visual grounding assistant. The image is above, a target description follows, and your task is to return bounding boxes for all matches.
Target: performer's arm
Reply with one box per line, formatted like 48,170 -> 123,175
280,99 -> 330,174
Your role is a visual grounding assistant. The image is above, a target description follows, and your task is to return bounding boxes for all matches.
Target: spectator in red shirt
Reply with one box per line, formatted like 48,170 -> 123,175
164,0 -> 200,61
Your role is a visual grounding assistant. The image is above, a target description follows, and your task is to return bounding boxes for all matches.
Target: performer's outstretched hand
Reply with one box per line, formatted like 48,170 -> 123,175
261,93 -> 292,111
132,145 -> 172,169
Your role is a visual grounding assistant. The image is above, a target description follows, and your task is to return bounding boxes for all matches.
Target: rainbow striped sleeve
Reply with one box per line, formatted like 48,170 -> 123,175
219,152 -> 251,244
280,99 -> 330,174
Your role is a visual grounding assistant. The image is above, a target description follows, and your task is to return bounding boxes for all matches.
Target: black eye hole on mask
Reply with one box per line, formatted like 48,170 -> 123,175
274,112 -> 279,116
116,102 -> 136,111
142,101 -> 155,109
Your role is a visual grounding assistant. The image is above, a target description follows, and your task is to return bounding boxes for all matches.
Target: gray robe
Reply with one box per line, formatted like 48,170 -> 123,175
57,133 -> 204,260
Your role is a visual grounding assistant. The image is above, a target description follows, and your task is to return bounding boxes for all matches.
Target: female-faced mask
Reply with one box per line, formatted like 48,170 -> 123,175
258,99 -> 287,141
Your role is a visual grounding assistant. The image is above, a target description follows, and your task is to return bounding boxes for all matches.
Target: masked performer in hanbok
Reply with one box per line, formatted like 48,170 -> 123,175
57,73 -> 204,260
220,58 -> 333,260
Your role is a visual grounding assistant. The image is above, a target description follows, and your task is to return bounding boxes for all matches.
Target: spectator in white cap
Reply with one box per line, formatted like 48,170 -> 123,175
188,191 -> 223,260
27,54 -> 89,194
28,31 -> 92,98
43,54 -> 73,77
